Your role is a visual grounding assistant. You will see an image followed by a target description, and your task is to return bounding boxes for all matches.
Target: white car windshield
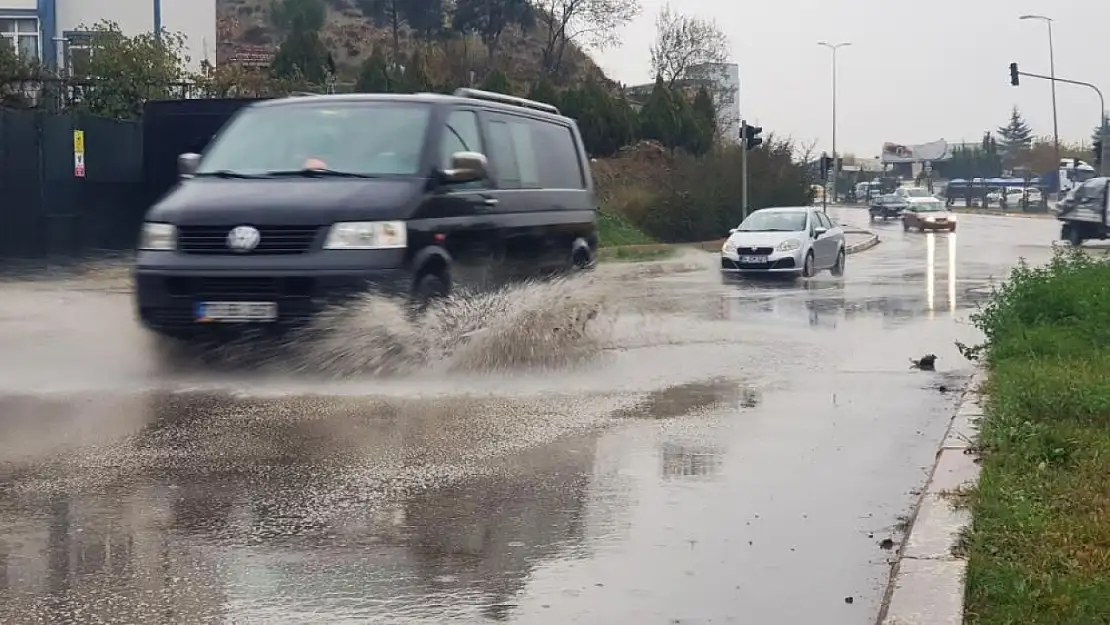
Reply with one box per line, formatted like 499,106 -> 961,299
900,188 -> 932,197
197,102 -> 433,177
737,211 -> 807,232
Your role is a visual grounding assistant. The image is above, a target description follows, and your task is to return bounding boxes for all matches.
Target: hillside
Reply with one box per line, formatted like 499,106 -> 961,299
215,0 -> 610,88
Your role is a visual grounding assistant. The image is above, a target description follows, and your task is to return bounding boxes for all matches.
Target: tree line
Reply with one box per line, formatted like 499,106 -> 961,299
940,106 -> 1109,179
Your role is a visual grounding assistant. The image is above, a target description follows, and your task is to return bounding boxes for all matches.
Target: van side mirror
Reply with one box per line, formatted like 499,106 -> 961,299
442,151 -> 488,183
729,228 -> 738,234
813,227 -> 827,237
178,152 -> 200,177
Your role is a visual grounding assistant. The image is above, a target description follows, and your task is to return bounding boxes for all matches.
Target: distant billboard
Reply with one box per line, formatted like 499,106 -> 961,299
228,46 -> 274,67
881,139 -> 950,163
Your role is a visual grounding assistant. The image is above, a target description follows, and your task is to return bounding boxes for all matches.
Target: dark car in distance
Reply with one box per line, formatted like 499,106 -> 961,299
133,89 -> 599,339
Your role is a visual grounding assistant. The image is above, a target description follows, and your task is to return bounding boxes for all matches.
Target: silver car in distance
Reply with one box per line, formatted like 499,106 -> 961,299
720,206 -> 846,279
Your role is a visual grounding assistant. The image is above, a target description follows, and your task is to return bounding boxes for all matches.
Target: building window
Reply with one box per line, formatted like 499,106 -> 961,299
65,32 -> 94,76
0,18 -> 40,61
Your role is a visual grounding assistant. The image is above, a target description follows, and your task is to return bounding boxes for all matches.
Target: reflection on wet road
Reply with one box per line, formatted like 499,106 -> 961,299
0,211 -> 1057,624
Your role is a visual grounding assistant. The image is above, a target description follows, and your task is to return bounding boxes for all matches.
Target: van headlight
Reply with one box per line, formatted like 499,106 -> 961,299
324,221 -> 407,249
776,239 -> 801,252
139,222 -> 176,250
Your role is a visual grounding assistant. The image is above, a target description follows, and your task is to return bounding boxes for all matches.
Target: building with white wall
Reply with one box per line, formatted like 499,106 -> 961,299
684,62 -> 741,143
1,0 -> 215,73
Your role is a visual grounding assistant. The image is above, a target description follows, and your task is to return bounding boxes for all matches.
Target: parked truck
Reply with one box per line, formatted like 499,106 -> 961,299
1057,177 -> 1109,245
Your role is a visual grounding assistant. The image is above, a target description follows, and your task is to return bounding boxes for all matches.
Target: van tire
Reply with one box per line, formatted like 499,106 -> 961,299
412,272 -> 449,312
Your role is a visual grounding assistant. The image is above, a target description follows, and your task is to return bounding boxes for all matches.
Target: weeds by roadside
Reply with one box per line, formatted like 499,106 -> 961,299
961,246 -> 1110,624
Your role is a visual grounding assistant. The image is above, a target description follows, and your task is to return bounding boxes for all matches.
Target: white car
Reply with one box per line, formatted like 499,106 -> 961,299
721,206 -> 846,279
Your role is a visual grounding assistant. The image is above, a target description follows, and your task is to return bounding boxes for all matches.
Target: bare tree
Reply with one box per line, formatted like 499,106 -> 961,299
648,4 -> 729,87
535,0 -> 641,76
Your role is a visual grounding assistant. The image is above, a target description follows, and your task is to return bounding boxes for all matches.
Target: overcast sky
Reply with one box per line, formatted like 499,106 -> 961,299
595,0 -> 1109,157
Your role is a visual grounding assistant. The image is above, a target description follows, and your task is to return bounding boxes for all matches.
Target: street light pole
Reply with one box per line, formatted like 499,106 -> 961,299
818,41 -> 850,204
1020,14 -> 1059,164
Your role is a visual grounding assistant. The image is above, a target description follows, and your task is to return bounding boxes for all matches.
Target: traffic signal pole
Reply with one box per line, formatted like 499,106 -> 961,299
1010,64 -> 1106,175
741,120 -> 749,217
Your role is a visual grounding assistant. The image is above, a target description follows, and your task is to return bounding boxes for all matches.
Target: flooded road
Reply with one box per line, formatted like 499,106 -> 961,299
0,210 -> 1059,624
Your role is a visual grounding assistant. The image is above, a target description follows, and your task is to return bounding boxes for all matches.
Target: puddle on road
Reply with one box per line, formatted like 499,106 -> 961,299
0,375 -> 749,624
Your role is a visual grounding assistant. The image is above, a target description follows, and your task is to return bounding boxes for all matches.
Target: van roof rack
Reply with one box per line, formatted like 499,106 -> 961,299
452,87 -> 559,114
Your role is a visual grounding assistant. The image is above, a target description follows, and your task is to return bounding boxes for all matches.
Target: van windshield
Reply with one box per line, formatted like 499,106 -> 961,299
196,102 -> 432,177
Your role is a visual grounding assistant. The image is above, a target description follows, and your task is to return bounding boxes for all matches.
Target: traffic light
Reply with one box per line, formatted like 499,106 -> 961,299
1009,62 -> 1019,86
743,124 -> 763,151
820,154 -> 833,180
1095,139 -> 1103,168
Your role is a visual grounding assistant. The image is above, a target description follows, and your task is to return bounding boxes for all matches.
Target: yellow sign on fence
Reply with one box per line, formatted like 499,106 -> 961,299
73,130 -> 85,177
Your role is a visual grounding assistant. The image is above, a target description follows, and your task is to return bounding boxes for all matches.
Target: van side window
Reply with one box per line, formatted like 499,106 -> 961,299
485,113 -> 585,190
439,110 -> 483,168
486,119 -> 522,188
529,120 -> 585,189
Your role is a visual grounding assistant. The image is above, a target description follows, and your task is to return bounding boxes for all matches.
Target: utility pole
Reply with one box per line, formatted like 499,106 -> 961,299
1020,15 -> 1059,164
818,41 -> 851,204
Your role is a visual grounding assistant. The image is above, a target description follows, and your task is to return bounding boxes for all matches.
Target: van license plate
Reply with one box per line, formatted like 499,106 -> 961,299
195,302 -> 278,322
740,255 -> 768,263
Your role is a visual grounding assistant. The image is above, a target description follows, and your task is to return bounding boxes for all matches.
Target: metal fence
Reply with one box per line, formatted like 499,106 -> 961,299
0,109 -> 145,261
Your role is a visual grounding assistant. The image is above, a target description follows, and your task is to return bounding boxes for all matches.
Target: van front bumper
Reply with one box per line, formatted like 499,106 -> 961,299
133,250 -> 410,334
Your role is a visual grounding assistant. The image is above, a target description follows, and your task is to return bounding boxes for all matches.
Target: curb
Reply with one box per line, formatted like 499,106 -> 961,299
844,230 -> 880,254
879,369 -> 986,625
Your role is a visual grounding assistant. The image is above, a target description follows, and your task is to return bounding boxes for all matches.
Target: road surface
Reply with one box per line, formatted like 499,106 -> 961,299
0,210 -> 1061,624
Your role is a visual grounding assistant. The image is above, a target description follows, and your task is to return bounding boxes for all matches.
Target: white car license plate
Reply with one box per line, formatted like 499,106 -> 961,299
195,301 -> 278,322
739,255 -> 768,263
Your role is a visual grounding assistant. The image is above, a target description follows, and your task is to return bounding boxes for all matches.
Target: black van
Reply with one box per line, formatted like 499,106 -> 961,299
133,89 -> 599,338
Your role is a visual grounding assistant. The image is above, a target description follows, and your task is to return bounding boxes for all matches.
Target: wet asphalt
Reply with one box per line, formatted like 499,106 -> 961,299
0,209 -> 1062,624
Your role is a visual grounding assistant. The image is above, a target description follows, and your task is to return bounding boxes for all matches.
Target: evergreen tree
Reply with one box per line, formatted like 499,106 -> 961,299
638,75 -> 679,148
527,79 -> 561,109
997,106 -> 1033,166
269,0 -> 328,84
354,49 -> 392,92
685,87 -> 716,155
479,69 -> 512,94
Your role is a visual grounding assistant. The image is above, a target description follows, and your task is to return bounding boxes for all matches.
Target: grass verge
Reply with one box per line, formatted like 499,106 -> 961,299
596,210 -> 676,261
963,247 -> 1110,624
597,210 -> 655,247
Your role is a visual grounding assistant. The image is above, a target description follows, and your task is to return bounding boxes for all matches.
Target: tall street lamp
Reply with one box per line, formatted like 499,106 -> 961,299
1020,14 -> 1059,164
818,41 -> 850,203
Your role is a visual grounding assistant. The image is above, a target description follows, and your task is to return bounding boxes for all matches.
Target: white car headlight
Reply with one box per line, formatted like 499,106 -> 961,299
324,221 -> 407,250
948,213 -> 956,221
139,222 -> 176,250
723,240 -> 737,253
776,239 -> 801,252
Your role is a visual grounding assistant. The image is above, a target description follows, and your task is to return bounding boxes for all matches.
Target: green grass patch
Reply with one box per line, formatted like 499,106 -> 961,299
597,210 -> 655,247
604,247 -> 676,262
964,248 -> 1110,624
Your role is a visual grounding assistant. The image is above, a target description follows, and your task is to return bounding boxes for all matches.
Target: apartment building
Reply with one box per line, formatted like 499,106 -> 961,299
1,0 -> 215,73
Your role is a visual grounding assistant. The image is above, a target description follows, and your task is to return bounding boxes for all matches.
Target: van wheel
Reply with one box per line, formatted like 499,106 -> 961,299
1066,223 -> 1084,246
412,273 -> 449,312
571,238 -> 595,271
